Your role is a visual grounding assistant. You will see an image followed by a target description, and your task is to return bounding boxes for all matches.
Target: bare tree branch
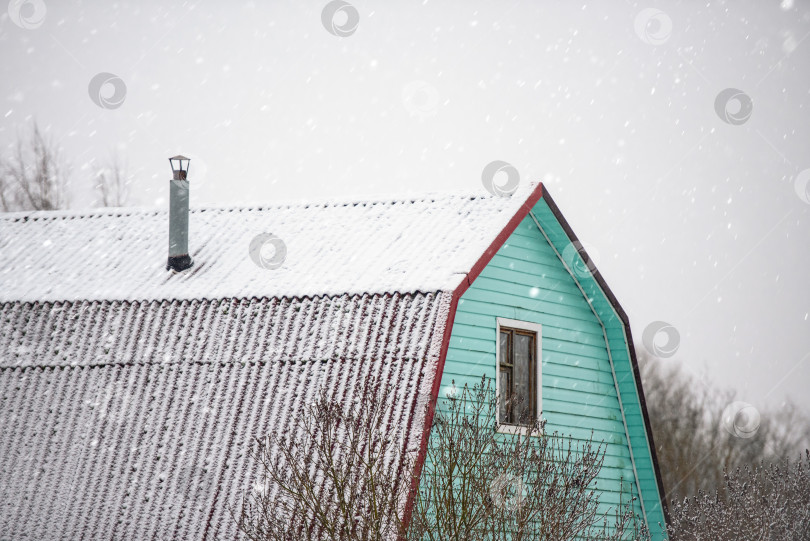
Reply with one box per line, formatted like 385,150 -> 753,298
410,378 -> 649,541
235,376 -> 649,541
236,377 -> 413,541
0,122 -> 71,211
93,152 -> 131,207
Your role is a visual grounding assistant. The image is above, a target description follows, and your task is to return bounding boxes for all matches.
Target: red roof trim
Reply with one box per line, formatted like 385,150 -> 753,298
401,182 -> 545,532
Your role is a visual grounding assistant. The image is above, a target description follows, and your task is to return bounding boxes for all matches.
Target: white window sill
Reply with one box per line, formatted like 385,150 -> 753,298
495,422 -> 544,437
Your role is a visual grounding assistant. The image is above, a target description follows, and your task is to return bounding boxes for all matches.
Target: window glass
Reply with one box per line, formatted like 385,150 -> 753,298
499,368 -> 510,423
513,333 -> 532,424
499,331 -> 511,423
499,331 -> 509,367
498,326 -> 537,427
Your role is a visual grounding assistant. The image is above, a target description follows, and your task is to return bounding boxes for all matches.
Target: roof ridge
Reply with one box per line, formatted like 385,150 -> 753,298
0,288 -> 453,307
0,185 -> 538,222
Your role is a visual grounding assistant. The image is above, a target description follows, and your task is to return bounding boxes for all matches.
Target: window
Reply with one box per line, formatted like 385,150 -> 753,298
496,318 -> 542,431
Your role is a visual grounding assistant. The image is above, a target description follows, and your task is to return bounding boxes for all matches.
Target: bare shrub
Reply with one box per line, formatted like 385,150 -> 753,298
410,379 -> 649,541
236,377 -> 649,541
667,451 -> 810,540
236,380 -> 412,541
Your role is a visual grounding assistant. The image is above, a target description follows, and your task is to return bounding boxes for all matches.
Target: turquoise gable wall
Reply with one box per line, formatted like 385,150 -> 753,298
437,205 -> 666,538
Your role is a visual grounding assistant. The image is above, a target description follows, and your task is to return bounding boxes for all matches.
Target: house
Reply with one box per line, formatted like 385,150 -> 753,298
0,179 -> 667,539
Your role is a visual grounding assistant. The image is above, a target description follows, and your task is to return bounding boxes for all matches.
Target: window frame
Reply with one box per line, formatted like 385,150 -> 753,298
495,318 -> 543,435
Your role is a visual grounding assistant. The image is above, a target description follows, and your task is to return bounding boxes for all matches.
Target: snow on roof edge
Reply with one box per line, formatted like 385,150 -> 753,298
0,285 -> 463,308
0,183 -> 540,222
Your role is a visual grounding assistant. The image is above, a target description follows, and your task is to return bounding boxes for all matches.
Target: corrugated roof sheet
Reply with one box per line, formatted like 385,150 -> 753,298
0,292 -> 449,540
0,183 -> 538,303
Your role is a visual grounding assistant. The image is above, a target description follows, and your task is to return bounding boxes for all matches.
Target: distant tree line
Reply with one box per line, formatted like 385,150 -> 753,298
639,351 -> 810,539
0,121 -> 131,212
639,351 -> 810,501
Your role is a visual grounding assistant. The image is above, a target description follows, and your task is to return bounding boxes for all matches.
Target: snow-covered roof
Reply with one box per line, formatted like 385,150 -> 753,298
0,292 -> 449,539
0,182 -> 539,303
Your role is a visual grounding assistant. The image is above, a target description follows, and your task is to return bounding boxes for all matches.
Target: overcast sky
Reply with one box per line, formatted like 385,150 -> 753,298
1,0 -> 809,416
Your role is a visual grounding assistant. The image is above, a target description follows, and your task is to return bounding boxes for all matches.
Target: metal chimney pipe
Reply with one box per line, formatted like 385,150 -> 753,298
167,155 -> 193,271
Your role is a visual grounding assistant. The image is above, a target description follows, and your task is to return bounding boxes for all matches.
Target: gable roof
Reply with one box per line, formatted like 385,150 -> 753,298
0,183 -> 539,304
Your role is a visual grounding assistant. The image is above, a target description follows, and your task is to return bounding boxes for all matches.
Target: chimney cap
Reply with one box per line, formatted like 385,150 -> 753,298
169,155 -> 191,180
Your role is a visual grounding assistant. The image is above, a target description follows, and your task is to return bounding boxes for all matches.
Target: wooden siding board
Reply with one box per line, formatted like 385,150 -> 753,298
460,290 -> 597,322
457,300 -> 604,334
471,276 -> 603,312
451,320 -> 607,349
449,333 -> 609,364
483,259 -> 584,289
452,314 -> 607,346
